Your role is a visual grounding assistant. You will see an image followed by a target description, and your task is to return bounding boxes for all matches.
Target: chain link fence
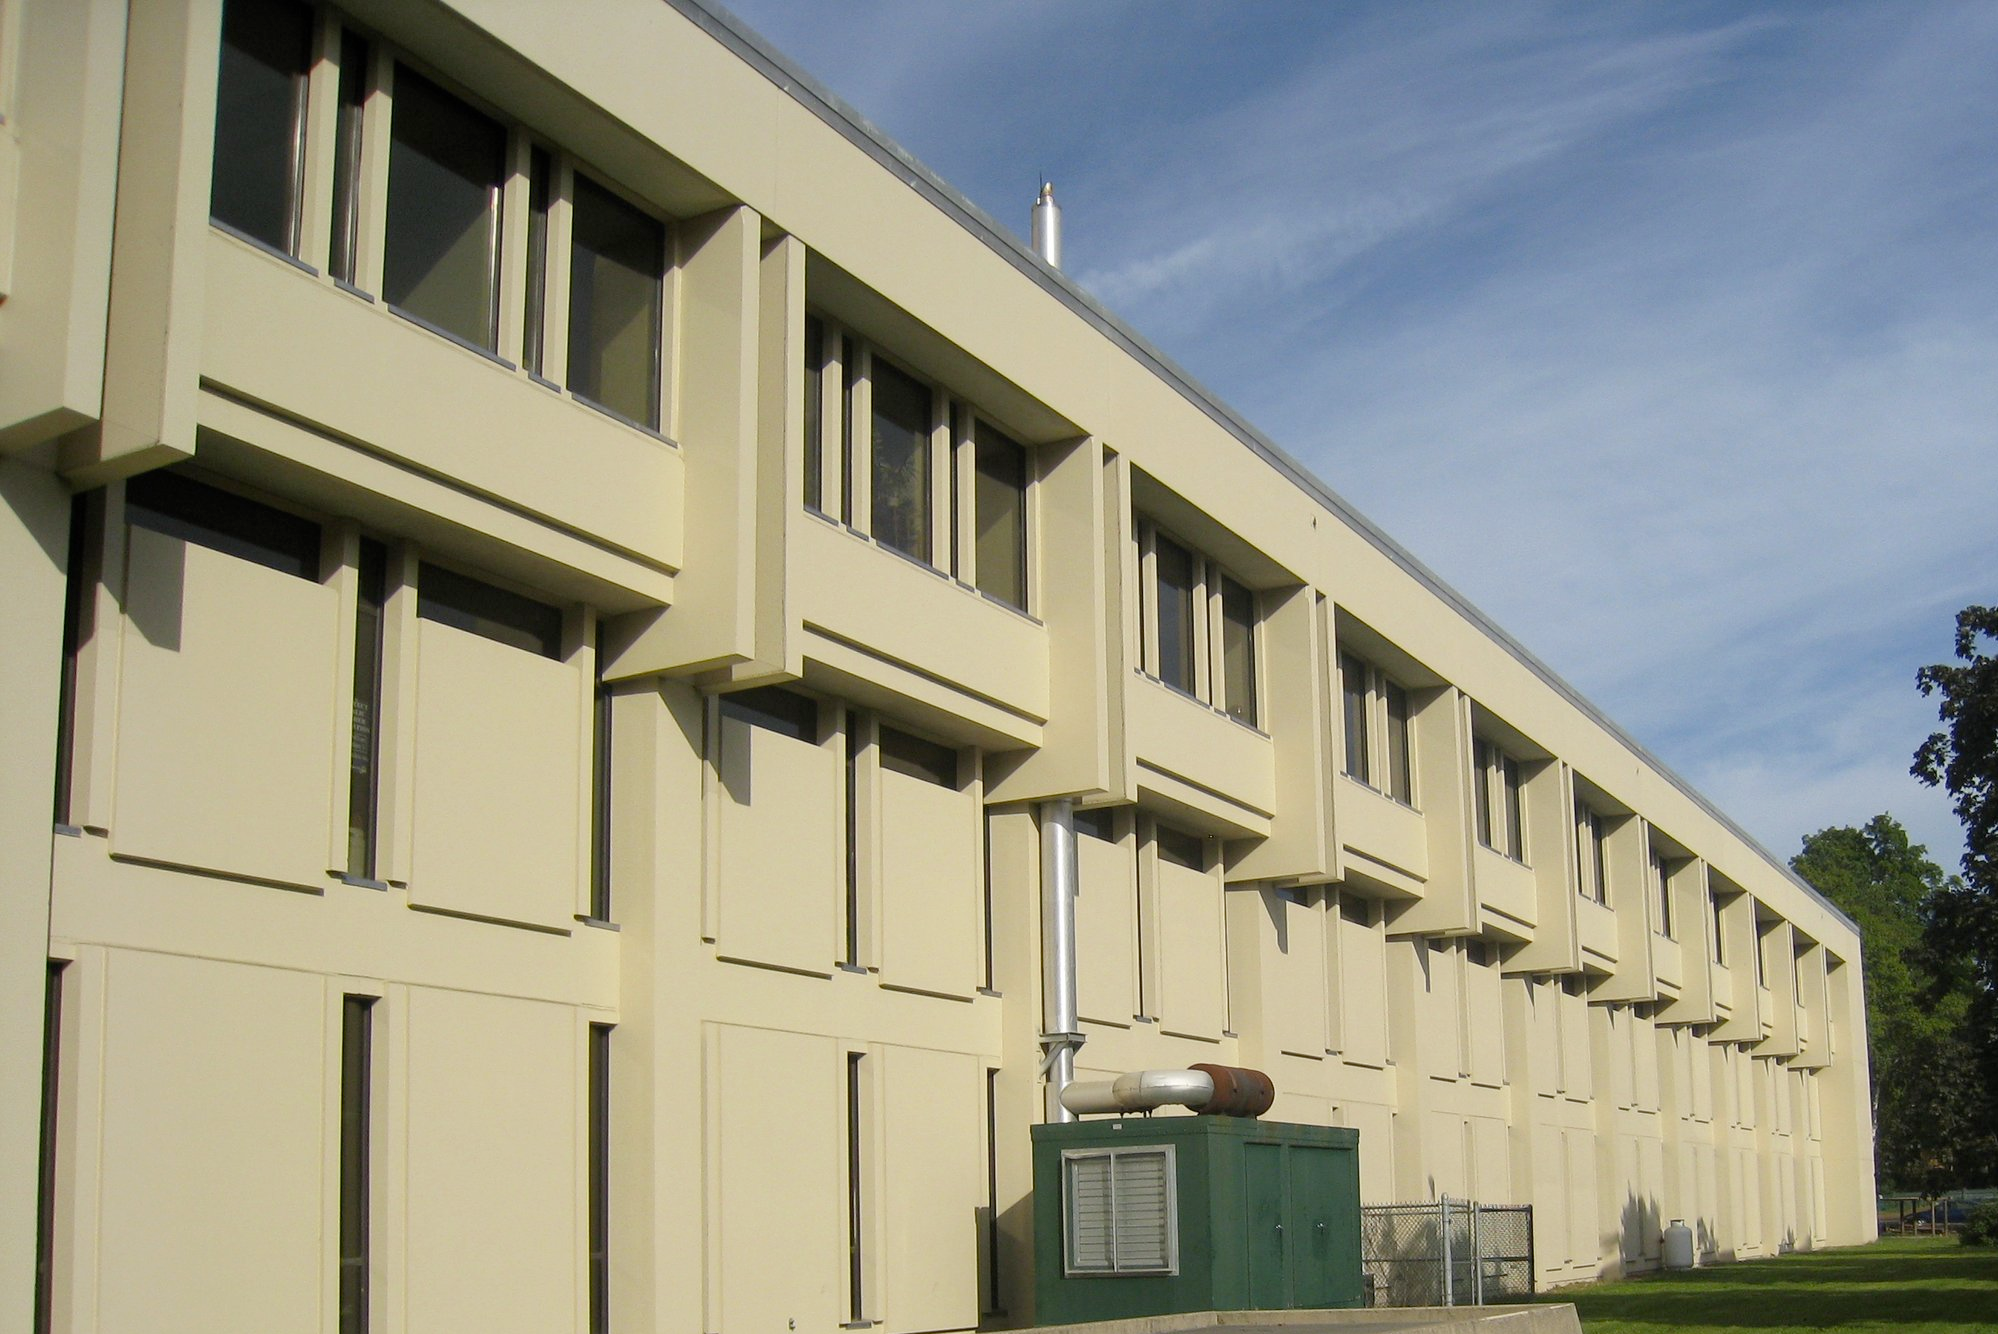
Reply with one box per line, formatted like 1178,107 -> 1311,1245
1360,1198 -> 1534,1307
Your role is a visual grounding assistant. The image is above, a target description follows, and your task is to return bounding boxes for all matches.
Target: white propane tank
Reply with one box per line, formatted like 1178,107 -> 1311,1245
1663,1218 -> 1695,1271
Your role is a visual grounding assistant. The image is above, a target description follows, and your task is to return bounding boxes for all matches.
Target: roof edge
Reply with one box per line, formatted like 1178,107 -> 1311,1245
665,0 -> 1857,941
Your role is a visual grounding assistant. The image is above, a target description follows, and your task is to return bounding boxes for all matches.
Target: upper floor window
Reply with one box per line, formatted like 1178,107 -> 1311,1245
1711,891 -> 1727,964
1574,797 -> 1610,904
1135,519 -> 1259,726
210,10 -> 675,430
802,317 -> 1032,609
211,0 -> 314,253
1338,651 -> 1412,803
566,175 -> 667,428
1651,847 -> 1676,939
1472,737 -> 1525,862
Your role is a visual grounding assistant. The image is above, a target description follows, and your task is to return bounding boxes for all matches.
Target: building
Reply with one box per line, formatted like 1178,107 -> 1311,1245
0,0 -> 1877,1330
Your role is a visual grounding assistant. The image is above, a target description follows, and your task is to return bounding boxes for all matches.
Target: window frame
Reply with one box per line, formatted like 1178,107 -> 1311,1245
1472,736 -> 1528,863
1134,518 -> 1263,728
1338,650 -> 1416,806
208,12 -> 679,433
802,312 -> 1036,611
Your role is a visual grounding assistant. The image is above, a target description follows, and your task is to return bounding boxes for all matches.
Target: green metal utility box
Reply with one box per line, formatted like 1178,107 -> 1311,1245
1031,1116 -> 1362,1324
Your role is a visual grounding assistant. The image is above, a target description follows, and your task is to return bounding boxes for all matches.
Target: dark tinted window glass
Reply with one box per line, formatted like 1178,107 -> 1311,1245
720,686 -> 817,742
870,360 -> 931,561
126,470 -> 321,579
416,563 -> 562,658
1340,652 -> 1369,781
384,67 -> 505,350
588,1025 -> 611,1334
1472,739 -> 1495,849
1154,823 -> 1205,871
589,625 -> 612,921
973,423 -> 1027,609
840,336 -> 858,523
1073,806 -> 1117,842
1340,895 -> 1371,928
1502,756 -> 1525,860
1383,680 -> 1412,802
35,963 -> 66,1334
523,147 -> 552,375
878,725 -> 958,787
1220,576 -> 1255,725
211,0 -> 313,251
1153,535 -> 1195,692
53,493 -> 96,826
329,30 -> 369,282
347,539 -> 387,879
568,174 -> 665,428
1712,895 -> 1726,963
338,997 -> 373,1334
803,316 -> 825,512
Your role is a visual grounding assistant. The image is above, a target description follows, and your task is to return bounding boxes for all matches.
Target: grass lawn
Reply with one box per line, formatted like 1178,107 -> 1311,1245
1537,1236 -> 1998,1333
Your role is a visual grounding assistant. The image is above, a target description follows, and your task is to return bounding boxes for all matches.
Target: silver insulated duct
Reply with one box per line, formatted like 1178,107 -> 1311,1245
1039,798 -> 1082,1121
1030,181 -> 1062,269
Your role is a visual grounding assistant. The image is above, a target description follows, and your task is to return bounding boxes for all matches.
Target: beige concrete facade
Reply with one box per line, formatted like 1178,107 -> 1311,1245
2,1 -> 1875,1331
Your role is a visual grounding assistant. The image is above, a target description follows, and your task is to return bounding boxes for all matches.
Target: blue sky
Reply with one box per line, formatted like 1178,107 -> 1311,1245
716,0 -> 1997,878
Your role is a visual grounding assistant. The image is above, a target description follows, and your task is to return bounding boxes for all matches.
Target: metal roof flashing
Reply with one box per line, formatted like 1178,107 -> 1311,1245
668,0 -> 1856,939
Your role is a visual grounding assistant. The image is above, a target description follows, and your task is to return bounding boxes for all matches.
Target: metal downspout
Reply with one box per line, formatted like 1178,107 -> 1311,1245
1039,798 -> 1082,1122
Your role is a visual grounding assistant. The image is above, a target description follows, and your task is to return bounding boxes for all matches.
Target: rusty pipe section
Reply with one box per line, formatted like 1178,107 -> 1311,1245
1058,1064 -> 1275,1119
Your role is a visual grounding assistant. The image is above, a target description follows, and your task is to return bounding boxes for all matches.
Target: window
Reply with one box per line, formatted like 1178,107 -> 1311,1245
346,539 -> 387,880
1218,576 -> 1257,726
211,13 -> 679,416
211,0 -> 314,253
1574,798 -> 1609,905
34,962 -> 66,1334
328,28 -> 369,283
383,66 -> 506,350
1062,1146 -> 1178,1275
126,469 -> 322,578
1073,806 -> 1117,842
1472,738 -> 1526,862
522,147 -> 553,375
870,359 -> 932,561
803,318 -> 1035,605
338,996 -> 374,1334
1136,519 -> 1260,724
1339,652 -> 1414,803
973,423 -> 1028,609
568,174 -> 666,428
417,563 -> 563,658
1152,535 -> 1197,693
589,626 -> 612,921
588,1024 -> 612,1334
1651,847 -> 1675,939
720,685 -> 817,742
1154,822 -> 1205,872
1712,892 -> 1727,964
846,1051 -> 868,1321
877,724 -> 959,788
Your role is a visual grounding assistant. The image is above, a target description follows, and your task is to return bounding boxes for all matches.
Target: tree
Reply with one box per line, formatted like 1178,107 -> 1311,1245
1791,817 -> 1992,1191
1914,603 -> 1998,1166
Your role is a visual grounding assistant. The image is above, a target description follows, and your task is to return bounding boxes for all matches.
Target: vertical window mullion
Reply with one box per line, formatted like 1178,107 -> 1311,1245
522,145 -> 553,376
841,336 -> 860,526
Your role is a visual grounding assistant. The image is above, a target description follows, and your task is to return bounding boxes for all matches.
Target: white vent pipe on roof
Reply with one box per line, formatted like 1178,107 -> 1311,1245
1030,181 -> 1062,269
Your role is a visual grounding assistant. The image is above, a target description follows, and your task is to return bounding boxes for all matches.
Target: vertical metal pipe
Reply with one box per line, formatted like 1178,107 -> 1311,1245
1030,182 -> 1062,270
1441,1196 -> 1454,1307
1040,797 -> 1078,1122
